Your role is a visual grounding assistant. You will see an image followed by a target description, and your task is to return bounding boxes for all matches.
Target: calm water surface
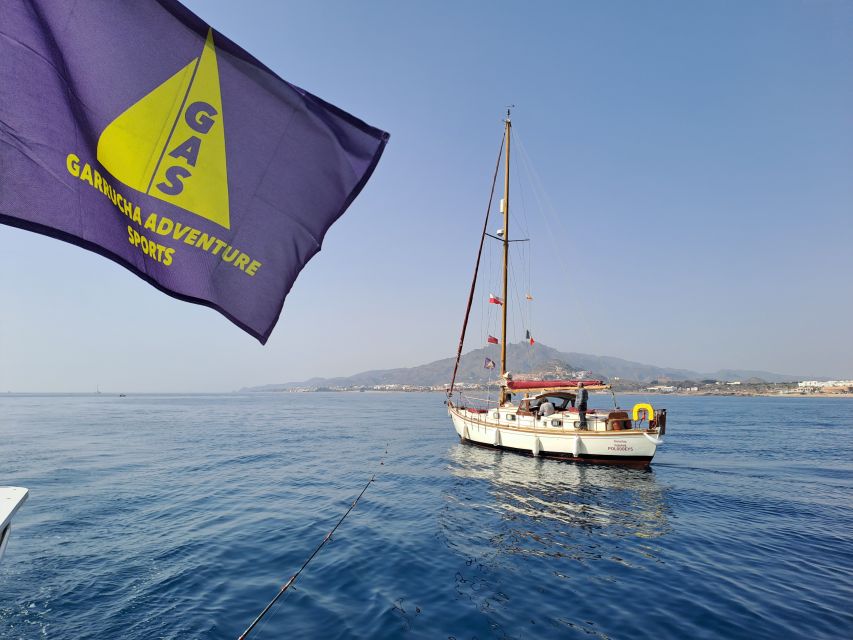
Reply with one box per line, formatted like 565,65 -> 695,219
1,393 -> 851,639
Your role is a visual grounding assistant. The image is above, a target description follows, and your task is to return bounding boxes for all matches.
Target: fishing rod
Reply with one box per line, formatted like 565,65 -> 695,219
238,443 -> 388,640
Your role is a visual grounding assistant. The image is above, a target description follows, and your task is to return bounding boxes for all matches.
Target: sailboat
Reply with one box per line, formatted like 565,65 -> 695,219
446,111 -> 667,466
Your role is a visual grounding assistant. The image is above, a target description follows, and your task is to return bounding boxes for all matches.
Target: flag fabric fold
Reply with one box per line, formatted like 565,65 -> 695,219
0,0 -> 389,343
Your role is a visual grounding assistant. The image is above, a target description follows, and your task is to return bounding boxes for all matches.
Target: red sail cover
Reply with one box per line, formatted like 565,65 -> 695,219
506,379 -> 604,390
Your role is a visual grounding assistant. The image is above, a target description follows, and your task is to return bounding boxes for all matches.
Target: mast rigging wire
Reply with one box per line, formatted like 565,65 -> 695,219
513,130 -> 596,354
448,133 -> 505,397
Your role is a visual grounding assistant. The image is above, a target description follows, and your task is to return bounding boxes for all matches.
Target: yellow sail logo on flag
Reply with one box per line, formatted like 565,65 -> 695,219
97,30 -> 230,229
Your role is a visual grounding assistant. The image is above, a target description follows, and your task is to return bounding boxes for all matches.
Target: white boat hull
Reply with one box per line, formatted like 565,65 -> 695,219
449,404 -> 660,466
0,487 -> 28,562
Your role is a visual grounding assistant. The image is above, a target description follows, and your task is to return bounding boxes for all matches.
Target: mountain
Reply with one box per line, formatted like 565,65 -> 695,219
243,342 -> 802,391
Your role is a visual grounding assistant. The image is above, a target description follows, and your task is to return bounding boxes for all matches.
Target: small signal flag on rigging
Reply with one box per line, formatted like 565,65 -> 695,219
489,293 -> 503,305
484,357 -> 496,369
526,330 -> 535,345
487,335 -> 498,344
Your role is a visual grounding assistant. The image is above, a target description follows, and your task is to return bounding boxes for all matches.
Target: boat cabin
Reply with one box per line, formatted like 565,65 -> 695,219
492,390 -> 643,432
523,391 -> 576,414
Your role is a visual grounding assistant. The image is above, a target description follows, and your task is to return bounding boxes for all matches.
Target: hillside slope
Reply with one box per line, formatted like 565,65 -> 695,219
244,342 -> 800,390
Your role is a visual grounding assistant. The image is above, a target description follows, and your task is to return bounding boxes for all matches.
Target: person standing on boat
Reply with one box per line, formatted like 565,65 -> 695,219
576,382 -> 589,429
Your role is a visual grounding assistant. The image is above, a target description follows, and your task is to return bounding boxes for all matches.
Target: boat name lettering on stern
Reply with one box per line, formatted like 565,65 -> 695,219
608,439 -> 634,452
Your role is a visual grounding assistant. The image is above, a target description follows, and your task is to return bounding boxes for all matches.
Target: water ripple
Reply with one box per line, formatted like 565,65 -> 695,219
0,393 -> 851,638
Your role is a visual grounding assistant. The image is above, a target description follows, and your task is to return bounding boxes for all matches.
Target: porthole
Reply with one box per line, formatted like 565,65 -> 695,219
506,414 -> 516,421
551,419 -> 562,427
493,412 -> 500,419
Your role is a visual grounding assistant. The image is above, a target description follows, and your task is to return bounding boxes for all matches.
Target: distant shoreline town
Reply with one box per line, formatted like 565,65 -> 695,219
264,379 -> 853,397
243,342 -> 851,398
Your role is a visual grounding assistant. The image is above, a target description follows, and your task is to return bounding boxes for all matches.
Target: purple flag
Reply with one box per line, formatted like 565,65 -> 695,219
484,358 -> 495,370
0,0 -> 388,343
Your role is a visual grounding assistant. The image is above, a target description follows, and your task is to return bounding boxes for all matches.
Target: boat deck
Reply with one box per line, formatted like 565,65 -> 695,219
450,403 -> 660,435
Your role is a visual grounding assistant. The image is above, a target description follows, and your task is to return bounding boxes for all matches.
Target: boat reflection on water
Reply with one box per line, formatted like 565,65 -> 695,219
438,444 -> 673,636
441,443 -> 671,565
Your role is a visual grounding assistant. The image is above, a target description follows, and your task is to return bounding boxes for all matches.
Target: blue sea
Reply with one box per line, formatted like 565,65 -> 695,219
1,393 -> 851,639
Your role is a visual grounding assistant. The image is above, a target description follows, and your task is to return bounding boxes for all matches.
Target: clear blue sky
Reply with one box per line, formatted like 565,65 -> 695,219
2,0 -> 851,392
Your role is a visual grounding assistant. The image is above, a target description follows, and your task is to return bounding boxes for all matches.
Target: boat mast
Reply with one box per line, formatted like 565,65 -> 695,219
500,109 -> 511,404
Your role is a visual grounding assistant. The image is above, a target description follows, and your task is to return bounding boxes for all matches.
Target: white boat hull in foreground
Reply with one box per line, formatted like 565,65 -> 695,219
0,487 -> 28,562
448,403 -> 664,466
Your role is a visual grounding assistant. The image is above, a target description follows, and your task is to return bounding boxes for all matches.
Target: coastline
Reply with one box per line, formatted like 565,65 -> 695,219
608,391 -> 853,399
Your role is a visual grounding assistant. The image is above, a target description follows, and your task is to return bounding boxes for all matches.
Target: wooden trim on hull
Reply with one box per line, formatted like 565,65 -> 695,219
459,437 -> 654,468
448,405 -> 659,438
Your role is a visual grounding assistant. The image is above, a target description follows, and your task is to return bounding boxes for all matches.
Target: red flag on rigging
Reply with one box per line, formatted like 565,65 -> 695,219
487,335 -> 498,344
489,293 -> 503,305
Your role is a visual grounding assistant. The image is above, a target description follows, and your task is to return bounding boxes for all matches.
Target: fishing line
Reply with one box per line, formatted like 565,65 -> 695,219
237,444 -> 389,640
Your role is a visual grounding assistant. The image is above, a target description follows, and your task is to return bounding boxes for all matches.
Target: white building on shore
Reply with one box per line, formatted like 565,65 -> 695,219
798,380 -> 853,389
